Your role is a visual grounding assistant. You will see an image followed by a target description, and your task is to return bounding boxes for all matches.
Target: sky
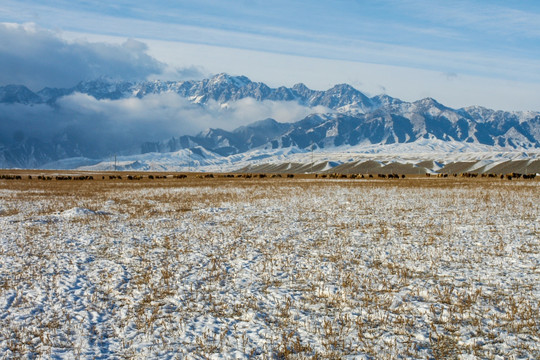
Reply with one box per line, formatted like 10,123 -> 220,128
1,0 -> 540,112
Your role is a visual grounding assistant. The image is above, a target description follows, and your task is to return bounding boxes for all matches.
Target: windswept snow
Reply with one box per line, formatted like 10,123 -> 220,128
39,141 -> 540,175
0,176 -> 539,358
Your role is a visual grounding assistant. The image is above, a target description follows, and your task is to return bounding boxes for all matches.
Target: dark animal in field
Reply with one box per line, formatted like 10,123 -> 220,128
197,174 -> 214,179
1,175 -> 22,180
287,174 -> 294,178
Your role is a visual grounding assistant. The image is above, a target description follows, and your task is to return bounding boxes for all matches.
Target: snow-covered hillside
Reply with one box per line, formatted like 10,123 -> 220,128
1,73 -> 539,169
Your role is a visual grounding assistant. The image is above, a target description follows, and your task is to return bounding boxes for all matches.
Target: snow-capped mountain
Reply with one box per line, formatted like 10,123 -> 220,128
0,73 -> 539,169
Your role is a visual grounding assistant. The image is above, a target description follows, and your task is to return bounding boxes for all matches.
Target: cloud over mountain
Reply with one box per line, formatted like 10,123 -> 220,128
0,23 -> 165,90
0,82 -> 331,161
0,74 -> 538,168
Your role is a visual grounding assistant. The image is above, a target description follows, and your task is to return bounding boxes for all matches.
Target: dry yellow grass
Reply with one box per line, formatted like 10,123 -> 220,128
0,171 -> 538,358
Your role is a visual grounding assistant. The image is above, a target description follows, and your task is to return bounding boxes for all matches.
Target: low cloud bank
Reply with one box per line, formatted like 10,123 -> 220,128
0,92 -> 330,157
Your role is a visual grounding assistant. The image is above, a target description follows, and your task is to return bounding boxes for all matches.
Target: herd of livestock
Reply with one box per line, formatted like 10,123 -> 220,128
0,172 -> 537,181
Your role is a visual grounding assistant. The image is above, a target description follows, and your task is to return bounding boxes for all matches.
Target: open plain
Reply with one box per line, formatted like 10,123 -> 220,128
0,173 -> 539,359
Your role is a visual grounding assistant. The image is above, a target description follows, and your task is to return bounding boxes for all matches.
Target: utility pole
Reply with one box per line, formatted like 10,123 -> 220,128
311,143 -> 314,175
114,155 -> 117,171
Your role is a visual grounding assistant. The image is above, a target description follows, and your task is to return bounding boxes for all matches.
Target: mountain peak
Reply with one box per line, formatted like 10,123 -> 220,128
328,83 -> 358,92
209,73 -> 251,87
0,84 -> 42,104
292,83 -> 310,92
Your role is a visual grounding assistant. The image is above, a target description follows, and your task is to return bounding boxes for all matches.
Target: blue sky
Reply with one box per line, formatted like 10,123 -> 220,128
1,0 -> 540,110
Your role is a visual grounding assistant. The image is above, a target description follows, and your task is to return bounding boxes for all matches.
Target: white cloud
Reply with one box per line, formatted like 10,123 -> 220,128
0,23 -> 168,90
0,91 -> 330,157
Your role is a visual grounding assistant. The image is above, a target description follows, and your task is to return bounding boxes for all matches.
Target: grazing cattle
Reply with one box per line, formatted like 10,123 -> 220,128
73,175 -> 93,180
56,176 -> 72,180
1,174 -> 19,180
287,174 -> 295,178
1,175 -> 21,180
196,173 -> 214,179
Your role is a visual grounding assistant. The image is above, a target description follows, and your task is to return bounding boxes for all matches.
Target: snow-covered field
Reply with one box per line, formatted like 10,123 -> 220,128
1,176 -> 539,358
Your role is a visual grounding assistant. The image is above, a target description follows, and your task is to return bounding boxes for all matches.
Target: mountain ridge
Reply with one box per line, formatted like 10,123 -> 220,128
1,73 -> 539,169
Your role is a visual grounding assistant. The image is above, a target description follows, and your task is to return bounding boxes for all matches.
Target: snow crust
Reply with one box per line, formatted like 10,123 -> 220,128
39,140 -> 540,174
1,178 -> 539,358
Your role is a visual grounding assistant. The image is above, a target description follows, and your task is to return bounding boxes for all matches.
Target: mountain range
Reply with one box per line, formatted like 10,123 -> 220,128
1,73 -> 539,169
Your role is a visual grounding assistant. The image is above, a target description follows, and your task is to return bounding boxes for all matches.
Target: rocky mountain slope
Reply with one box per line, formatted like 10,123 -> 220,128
1,73 -> 539,168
